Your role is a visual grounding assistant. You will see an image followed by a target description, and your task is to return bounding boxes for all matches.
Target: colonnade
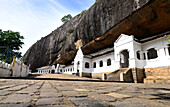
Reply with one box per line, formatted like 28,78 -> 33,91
38,69 -> 52,74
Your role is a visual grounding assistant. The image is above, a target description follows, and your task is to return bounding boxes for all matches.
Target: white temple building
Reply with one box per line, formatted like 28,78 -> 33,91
55,33 -> 170,83
37,65 -> 55,74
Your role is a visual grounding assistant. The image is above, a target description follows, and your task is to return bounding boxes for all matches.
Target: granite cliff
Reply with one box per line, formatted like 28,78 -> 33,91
23,0 -> 170,70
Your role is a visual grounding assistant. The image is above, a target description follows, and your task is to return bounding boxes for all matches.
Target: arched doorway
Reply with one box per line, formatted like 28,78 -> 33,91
76,61 -> 80,76
120,50 -> 129,68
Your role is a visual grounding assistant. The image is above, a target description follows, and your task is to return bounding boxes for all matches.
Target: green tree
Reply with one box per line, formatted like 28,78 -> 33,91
0,29 -> 24,63
61,14 -> 72,23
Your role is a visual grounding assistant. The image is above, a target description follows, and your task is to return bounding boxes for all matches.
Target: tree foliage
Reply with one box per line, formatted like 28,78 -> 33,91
0,29 -> 24,63
61,14 -> 72,23
0,30 -> 24,50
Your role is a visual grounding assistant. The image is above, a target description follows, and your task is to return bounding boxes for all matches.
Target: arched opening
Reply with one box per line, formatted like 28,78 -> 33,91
107,59 -> 111,66
120,50 -> 129,68
136,51 -> 141,60
143,53 -> 146,60
85,62 -> 90,68
52,70 -> 55,74
93,62 -> 96,68
100,61 -> 103,67
77,61 -> 80,72
168,44 -> 170,55
76,61 -> 80,76
147,48 -> 158,59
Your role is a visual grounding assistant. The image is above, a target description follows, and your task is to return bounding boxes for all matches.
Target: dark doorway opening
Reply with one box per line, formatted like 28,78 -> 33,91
120,50 -> 129,68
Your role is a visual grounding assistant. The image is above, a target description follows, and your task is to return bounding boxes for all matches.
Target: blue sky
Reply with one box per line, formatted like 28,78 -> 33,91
0,0 -> 95,55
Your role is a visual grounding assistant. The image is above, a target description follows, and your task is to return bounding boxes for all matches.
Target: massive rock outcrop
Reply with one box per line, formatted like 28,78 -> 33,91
23,0 -> 170,71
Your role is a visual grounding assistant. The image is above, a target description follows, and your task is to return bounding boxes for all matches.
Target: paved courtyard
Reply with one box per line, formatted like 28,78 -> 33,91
0,74 -> 169,107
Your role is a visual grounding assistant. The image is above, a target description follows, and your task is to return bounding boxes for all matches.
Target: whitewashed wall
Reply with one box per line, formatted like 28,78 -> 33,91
83,58 -> 91,73
0,59 -> 29,77
114,34 -> 136,69
11,59 -> 29,77
141,36 -> 170,68
74,47 -> 84,74
0,61 -> 11,77
90,52 -> 115,73
57,65 -> 74,74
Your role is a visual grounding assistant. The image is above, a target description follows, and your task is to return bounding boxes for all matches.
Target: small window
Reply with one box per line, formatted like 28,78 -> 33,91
136,51 -> 140,60
71,68 -> 72,71
107,59 -> 111,66
147,48 -> 158,59
93,62 -> 96,68
85,62 -> 89,68
60,69 -> 62,72
100,61 -> 103,67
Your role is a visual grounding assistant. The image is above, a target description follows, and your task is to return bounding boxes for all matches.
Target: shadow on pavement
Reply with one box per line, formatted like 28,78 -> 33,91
0,74 -> 132,83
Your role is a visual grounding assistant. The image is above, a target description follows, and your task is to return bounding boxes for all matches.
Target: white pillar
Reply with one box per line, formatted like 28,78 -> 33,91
144,51 -> 148,60
165,47 -> 169,56
140,52 -> 144,60
156,48 -> 160,58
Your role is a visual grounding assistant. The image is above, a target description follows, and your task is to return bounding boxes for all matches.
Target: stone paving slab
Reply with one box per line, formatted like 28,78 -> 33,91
0,90 -> 13,96
40,92 -> 62,98
60,91 -> 87,97
0,104 -> 31,107
57,87 -> 73,91
74,89 -> 89,92
0,94 -> 33,104
137,95 -> 161,99
41,89 -> 57,93
124,97 -> 167,107
89,94 -> 117,102
36,98 -> 65,106
106,92 -> 132,99
109,102 -> 146,107
3,85 -> 28,91
0,85 -> 15,90
16,88 -> 38,94
37,106 -> 69,107
71,98 -> 109,107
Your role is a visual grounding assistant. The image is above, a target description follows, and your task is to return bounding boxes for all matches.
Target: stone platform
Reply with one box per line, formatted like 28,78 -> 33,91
0,74 -> 170,107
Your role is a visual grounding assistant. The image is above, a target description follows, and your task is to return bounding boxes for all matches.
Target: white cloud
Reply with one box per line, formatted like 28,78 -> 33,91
0,0 -> 94,56
0,0 -> 71,55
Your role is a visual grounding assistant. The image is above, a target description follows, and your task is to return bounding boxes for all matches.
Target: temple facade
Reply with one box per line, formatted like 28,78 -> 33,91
55,33 -> 170,83
37,65 -> 55,74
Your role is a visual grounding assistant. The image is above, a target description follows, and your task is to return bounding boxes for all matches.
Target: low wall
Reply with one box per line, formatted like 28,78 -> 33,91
0,60 -> 29,77
145,66 -> 170,77
107,70 -> 121,81
82,72 -> 92,78
92,72 -> 111,80
0,61 -> 11,77
144,66 -> 170,84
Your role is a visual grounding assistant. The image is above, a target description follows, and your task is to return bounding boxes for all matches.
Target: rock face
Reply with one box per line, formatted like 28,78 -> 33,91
23,0 -> 170,71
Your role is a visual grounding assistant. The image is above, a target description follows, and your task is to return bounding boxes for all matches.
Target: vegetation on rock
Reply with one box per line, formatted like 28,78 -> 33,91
61,14 -> 72,23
